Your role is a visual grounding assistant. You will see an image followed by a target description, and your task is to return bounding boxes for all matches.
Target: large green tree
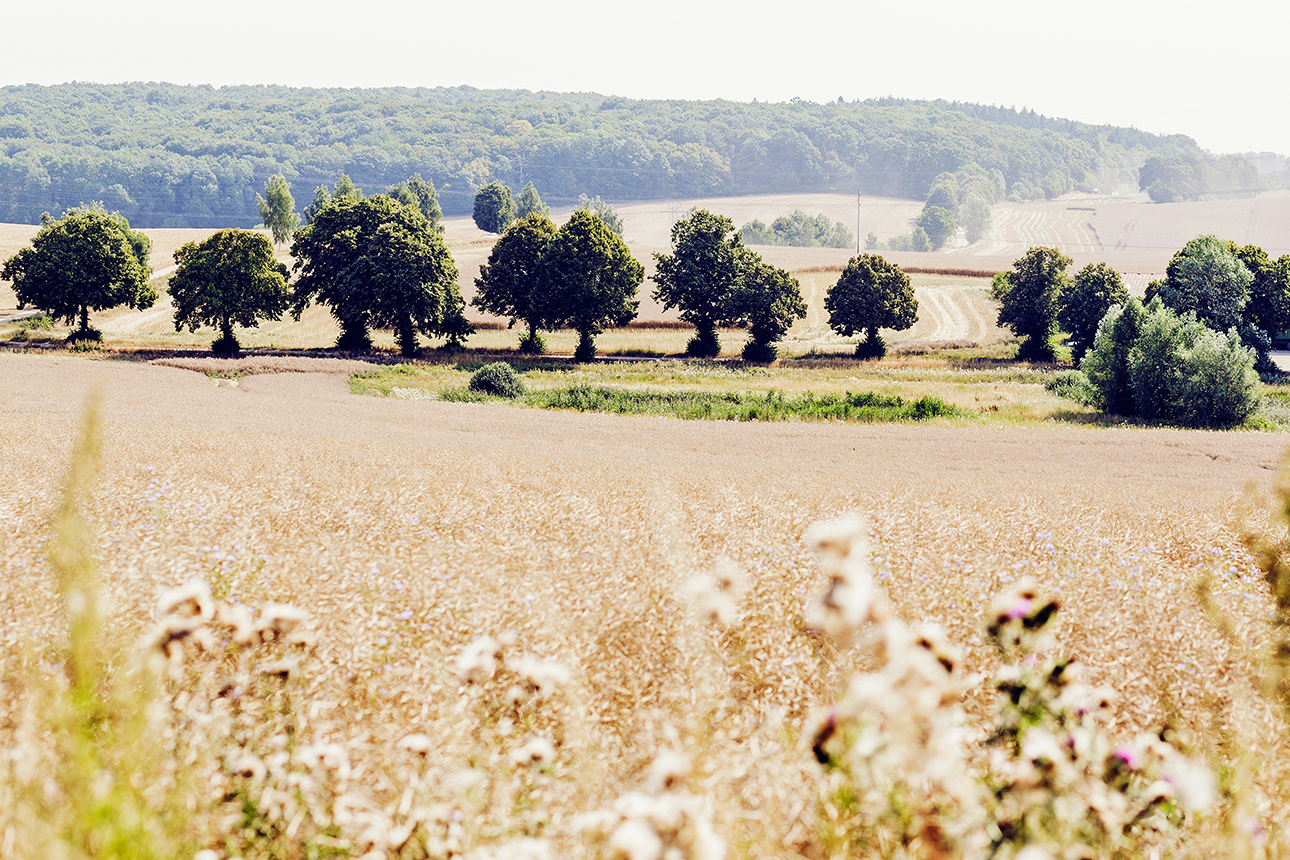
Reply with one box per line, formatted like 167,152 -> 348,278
1145,235 -> 1251,332
532,209 -> 642,361
473,182 -> 516,234
169,229 -> 291,354
256,174 -> 299,246
652,209 -> 746,357
991,246 -> 1072,362
727,257 -> 806,362
1,204 -> 155,343
290,195 -> 466,353
1058,262 -> 1127,363
472,212 -> 557,353
1234,244 -> 1290,341
825,254 -> 918,358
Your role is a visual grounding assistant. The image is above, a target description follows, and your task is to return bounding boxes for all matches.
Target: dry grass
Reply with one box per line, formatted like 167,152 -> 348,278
2,353 -> 1290,858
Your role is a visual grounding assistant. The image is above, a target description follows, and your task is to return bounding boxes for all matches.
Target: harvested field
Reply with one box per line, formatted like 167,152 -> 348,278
3,352 -> 1290,857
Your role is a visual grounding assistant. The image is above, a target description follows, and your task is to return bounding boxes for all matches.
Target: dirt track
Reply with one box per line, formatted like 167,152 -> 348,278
3,353 -> 1284,526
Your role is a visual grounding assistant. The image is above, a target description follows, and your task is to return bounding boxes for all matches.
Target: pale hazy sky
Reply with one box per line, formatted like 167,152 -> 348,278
3,0 -> 1286,157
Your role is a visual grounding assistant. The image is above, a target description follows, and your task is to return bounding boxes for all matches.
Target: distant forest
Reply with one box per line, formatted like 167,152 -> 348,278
0,83 -> 1268,228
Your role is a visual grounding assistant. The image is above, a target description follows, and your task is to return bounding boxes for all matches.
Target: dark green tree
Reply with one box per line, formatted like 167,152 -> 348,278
473,212 -> 557,353
515,181 -> 550,219
1234,244 -> 1290,341
290,195 -> 466,353
916,206 -> 956,250
652,209 -> 745,357
386,173 -> 443,232
727,258 -> 806,362
1058,262 -> 1127,363
473,181 -> 516,234
532,209 -> 642,361
1,204 -> 155,343
169,229 -> 291,355
360,218 -> 464,356
825,254 -> 918,359
255,174 -> 299,246
1081,298 -> 1146,415
991,246 -> 1072,362
1145,235 -> 1251,332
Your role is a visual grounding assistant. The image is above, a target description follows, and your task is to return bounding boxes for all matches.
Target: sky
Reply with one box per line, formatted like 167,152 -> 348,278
2,0 -> 1287,157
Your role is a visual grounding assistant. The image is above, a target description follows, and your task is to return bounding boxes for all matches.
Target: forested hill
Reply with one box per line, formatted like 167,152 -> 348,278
0,83 -> 1261,228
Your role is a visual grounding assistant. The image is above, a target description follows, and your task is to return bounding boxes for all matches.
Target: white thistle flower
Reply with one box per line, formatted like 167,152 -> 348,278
454,636 -> 502,683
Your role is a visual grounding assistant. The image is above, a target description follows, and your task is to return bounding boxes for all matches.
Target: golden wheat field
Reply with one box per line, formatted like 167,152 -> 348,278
3,352 -> 1290,859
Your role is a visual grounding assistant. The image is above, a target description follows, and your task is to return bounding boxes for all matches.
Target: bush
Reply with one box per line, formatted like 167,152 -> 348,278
468,362 -> 526,398
741,340 -> 778,364
1043,370 -> 1095,404
1082,298 -> 1261,427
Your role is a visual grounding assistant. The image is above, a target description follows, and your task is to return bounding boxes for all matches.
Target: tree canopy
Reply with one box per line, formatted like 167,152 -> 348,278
1,204 -> 155,341
991,246 -> 1072,362
290,194 -> 465,353
916,206 -> 956,250
256,174 -> 299,246
169,228 -> 291,354
738,210 -> 853,249
386,173 -> 443,232
473,182 -> 516,234
825,254 -> 918,358
532,209 -> 642,361
652,209 -> 746,356
473,212 -> 557,352
727,259 -> 806,362
0,83 -> 1254,227
515,182 -> 550,220
1145,235 -> 1251,332
1058,262 -> 1127,363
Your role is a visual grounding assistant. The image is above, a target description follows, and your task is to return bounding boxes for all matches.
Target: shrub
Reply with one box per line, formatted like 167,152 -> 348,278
468,362 -> 526,398
1083,298 -> 1261,427
1043,369 -> 1095,404
741,340 -> 778,364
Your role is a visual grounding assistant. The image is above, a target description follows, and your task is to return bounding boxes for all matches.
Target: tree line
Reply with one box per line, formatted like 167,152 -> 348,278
0,83 -> 1256,228
991,239 -> 1290,427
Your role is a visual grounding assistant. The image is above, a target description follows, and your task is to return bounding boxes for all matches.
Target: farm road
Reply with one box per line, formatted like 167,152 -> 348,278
3,353 -> 1285,529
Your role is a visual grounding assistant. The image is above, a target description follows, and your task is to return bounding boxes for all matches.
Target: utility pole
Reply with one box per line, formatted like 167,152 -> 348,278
856,190 -> 861,255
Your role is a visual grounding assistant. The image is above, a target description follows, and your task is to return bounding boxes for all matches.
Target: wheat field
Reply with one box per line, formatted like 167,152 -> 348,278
2,352 -> 1290,858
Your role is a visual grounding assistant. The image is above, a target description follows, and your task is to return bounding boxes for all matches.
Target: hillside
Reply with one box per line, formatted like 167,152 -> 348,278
0,83 -> 1259,228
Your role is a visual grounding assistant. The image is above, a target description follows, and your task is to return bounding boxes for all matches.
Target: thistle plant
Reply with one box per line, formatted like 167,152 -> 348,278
802,516 -> 1215,860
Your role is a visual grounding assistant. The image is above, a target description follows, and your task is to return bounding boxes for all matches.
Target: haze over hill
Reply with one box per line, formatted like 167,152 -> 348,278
0,83 -> 1272,229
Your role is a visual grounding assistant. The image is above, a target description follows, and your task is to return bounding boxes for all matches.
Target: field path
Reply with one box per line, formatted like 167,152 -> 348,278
1,353 -> 1283,520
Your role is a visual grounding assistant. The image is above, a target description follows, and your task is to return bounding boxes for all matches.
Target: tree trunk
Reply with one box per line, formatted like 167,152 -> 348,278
574,329 -> 596,362
396,318 -> 419,357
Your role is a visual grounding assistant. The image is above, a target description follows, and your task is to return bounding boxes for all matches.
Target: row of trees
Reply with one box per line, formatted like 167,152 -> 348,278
738,210 -> 854,249
476,209 -> 806,361
991,238 -> 1290,370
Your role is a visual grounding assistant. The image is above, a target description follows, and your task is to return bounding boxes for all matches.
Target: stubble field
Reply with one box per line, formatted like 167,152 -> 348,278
3,352 -> 1290,858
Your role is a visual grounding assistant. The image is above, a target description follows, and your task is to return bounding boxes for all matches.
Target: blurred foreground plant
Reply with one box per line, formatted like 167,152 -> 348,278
803,515 -> 1213,860
0,397 -> 192,859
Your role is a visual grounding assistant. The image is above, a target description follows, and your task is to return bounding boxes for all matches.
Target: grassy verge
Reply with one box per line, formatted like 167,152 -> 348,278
439,383 -> 958,423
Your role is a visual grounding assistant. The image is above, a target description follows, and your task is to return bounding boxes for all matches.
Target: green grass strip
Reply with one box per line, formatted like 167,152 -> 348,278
517,384 -> 956,423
